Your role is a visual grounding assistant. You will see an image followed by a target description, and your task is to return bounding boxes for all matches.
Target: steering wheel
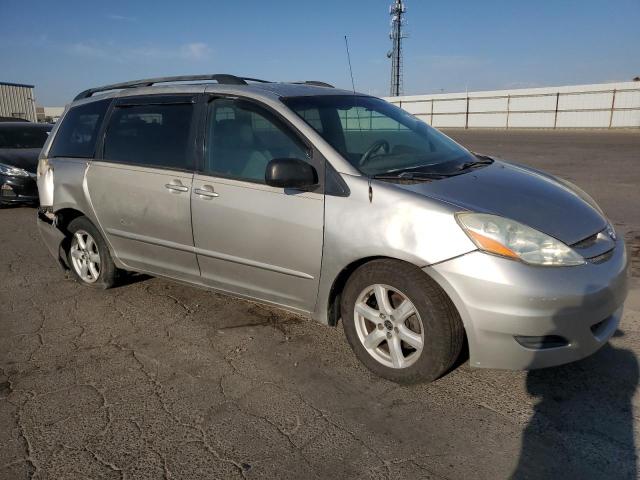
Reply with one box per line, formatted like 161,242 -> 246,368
359,140 -> 390,167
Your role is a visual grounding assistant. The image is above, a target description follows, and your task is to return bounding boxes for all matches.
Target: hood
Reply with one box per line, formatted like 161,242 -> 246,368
394,160 -> 606,245
0,148 -> 42,173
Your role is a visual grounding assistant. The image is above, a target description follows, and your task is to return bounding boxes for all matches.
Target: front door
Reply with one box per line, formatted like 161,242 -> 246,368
191,97 -> 324,311
87,96 -> 200,280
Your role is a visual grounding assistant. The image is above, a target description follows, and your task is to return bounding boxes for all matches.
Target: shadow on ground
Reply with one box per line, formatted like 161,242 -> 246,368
512,281 -> 637,479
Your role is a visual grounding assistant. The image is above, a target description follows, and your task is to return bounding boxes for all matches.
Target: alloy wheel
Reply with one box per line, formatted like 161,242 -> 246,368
353,284 -> 424,369
69,229 -> 101,283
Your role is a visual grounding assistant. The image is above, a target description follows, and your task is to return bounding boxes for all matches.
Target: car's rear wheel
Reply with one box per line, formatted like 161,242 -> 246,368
341,259 -> 464,384
66,216 -> 116,289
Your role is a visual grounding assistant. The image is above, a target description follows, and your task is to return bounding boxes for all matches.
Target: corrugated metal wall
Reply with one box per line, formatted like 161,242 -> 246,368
0,82 -> 37,122
386,81 -> 640,129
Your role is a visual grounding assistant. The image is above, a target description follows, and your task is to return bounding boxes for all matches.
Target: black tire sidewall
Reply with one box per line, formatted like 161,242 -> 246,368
341,259 -> 462,384
66,216 -> 116,289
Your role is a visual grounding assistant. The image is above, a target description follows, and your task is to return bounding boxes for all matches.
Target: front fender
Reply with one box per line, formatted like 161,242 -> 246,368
312,174 -> 476,324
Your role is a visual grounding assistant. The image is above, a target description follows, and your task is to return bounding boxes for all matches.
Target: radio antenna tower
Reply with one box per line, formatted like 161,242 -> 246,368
387,0 -> 406,96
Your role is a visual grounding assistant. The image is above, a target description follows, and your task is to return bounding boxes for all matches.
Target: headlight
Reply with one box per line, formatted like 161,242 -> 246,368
0,163 -> 29,177
456,213 -> 585,266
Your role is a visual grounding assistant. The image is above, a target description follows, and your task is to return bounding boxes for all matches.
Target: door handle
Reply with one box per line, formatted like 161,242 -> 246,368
165,183 -> 189,193
194,186 -> 219,199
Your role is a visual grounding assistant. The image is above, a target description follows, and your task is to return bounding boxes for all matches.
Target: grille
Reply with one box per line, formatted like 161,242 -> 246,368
588,249 -> 615,264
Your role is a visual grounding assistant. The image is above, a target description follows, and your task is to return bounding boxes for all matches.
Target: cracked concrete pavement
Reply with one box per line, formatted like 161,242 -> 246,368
1,130 -> 639,479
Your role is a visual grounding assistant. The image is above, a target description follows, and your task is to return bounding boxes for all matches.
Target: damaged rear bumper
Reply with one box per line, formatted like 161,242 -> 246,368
37,208 -> 67,270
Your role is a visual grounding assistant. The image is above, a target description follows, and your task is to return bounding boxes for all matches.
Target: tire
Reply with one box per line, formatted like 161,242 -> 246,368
66,216 -> 117,289
341,259 -> 464,384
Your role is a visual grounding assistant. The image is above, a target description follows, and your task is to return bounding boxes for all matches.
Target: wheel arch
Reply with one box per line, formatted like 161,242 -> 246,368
325,256 -> 469,358
48,207 -> 88,269
326,256 -> 452,327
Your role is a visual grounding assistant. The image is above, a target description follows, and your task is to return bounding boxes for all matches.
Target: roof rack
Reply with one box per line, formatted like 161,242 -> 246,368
73,74 -> 269,101
73,75 -> 335,101
291,81 -> 335,88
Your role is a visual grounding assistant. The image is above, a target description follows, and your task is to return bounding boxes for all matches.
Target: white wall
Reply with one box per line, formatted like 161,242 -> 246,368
385,81 -> 640,129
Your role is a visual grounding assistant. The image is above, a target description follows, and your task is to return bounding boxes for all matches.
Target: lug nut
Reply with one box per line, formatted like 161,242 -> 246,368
386,332 -> 392,339
377,323 -> 384,330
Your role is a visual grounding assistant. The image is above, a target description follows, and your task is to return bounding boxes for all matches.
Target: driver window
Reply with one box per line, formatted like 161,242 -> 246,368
205,99 -> 308,183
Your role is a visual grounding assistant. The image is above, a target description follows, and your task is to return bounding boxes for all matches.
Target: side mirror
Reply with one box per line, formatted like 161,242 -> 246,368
265,158 -> 318,190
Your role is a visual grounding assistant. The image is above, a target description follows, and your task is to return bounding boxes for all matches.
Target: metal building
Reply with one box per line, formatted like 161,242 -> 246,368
0,81 -> 37,122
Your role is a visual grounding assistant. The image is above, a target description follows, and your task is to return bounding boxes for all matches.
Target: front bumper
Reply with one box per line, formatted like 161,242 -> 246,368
0,173 -> 38,205
426,240 -> 628,370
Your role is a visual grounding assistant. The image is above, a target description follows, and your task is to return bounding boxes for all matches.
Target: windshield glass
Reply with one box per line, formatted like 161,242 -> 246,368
283,95 -> 475,176
0,125 -> 51,149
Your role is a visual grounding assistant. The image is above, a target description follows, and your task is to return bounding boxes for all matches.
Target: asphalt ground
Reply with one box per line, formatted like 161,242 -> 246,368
1,129 -> 639,479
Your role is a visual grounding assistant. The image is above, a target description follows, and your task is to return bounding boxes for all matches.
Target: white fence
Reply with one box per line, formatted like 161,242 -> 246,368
385,81 -> 640,129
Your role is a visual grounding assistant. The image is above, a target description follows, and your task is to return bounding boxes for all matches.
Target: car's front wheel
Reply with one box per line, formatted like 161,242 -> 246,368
341,259 -> 464,384
66,216 -> 116,289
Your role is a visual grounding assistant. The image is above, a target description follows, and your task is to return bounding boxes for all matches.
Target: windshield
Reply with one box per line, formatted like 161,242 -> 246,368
283,95 -> 476,176
0,125 -> 51,149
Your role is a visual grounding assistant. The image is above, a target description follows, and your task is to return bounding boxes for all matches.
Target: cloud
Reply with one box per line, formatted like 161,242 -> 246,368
107,14 -> 136,22
67,42 -> 109,59
180,42 -> 210,60
65,42 -> 212,62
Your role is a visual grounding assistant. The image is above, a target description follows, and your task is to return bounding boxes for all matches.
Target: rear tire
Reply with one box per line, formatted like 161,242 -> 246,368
66,216 -> 116,289
341,259 -> 463,384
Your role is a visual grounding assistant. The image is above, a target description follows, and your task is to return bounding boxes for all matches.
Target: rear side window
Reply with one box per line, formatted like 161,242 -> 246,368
49,99 -> 111,158
103,102 -> 194,170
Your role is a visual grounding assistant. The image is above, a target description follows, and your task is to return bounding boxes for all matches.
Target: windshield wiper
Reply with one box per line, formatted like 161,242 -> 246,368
457,155 -> 494,171
372,171 -> 450,181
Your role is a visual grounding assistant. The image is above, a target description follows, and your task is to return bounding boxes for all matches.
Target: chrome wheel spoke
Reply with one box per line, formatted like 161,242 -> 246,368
79,261 -> 89,278
363,329 -> 386,349
88,252 -> 100,264
88,262 -> 99,279
373,284 -> 393,315
393,299 -> 416,323
388,335 -> 405,368
355,302 -> 381,323
397,325 -> 423,350
70,249 -> 83,259
74,232 -> 86,250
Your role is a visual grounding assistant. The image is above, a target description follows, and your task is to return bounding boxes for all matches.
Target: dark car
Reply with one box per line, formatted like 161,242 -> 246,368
0,122 -> 52,205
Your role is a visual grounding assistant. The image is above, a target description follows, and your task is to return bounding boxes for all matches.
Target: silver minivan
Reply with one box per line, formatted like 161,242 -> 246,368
37,74 -> 628,383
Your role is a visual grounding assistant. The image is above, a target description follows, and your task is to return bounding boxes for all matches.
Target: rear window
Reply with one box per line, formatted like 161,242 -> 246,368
49,100 -> 111,158
103,103 -> 194,170
0,125 -> 51,149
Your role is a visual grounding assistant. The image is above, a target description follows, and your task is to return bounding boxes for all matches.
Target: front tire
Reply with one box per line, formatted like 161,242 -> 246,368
66,216 -> 116,289
341,259 -> 464,384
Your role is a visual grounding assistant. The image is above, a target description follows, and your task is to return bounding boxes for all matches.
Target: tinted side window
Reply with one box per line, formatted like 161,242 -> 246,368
104,103 -> 194,170
0,126 -> 51,149
205,98 -> 308,183
49,99 -> 111,158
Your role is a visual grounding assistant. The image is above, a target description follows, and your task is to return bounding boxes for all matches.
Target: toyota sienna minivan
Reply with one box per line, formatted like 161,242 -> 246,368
36,74 -> 628,383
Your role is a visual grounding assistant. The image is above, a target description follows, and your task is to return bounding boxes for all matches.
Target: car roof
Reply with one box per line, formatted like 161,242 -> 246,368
69,74 -> 367,108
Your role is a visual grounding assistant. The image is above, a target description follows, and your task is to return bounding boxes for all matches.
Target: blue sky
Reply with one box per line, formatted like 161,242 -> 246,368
1,0 -> 638,106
